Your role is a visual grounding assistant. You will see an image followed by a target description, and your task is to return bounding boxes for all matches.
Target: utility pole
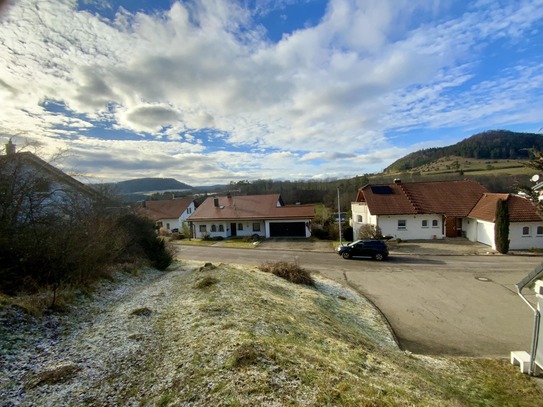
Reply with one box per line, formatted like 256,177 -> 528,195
337,188 -> 343,246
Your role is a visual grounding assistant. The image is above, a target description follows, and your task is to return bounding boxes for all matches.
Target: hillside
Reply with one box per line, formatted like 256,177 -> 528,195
114,177 -> 192,193
385,130 -> 543,173
2,262 -> 541,406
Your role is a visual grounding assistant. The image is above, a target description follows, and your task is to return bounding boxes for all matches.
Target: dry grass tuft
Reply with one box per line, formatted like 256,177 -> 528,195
194,276 -> 219,289
27,362 -> 81,388
259,261 -> 314,286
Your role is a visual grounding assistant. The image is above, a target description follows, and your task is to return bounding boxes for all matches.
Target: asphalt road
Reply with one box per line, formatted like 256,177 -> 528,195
174,244 -> 543,357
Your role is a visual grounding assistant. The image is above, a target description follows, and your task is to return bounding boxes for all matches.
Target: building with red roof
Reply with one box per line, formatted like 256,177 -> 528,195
187,193 -> 315,238
138,197 -> 197,234
351,179 -> 543,250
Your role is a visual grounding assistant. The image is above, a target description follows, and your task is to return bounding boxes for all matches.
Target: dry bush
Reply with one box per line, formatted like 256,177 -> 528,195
258,261 -> 314,286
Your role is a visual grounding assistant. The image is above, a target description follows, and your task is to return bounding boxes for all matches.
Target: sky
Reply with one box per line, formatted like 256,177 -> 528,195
1,0 -> 543,186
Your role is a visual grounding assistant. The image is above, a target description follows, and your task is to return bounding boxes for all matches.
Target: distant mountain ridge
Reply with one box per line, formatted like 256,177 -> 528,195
114,178 -> 192,194
385,130 -> 543,173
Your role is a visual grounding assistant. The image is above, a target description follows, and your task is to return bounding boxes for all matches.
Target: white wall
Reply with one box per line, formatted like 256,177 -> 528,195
467,219 -> 543,250
474,220 -> 494,248
192,220 -> 265,239
156,218 -> 178,233
375,215 -> 444,240
464,218 -> 478,242
510,222 -> 543,250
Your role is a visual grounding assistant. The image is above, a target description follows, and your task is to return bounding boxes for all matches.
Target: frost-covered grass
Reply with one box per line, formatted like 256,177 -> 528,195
2,263 -> 542,406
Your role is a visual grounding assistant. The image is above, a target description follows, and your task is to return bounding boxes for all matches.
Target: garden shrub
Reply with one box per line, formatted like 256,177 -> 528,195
259,261 -> 314,286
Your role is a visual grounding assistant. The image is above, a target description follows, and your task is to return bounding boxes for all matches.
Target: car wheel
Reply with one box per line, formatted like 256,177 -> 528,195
342,252 -> 351,259
374,253 -> 384,261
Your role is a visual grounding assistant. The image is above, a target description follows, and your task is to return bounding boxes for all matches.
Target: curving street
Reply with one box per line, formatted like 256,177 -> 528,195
174,244 -> 543,357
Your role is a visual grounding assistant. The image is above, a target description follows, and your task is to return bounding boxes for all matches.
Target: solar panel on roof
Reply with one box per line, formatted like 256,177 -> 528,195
370,186 -> 393,194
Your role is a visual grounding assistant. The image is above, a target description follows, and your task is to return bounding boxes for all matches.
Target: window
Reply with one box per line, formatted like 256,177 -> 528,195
166,223 -> 170,230
432,220 -> 439,228
211,225 -> 217,232
253,223 -> 261,232
219,225 -> 224,232
522,226 -> 531,236
422,220 -> 428,228
157,221 -> 163,228
238,223 -> 243,230
537,226 -> 543,236
199,225 -> 207,232
357,215 -> 362,222
398,220 -> 406,230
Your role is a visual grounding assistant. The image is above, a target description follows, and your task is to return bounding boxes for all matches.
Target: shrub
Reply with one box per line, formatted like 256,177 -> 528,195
358,224 -> 383,240
259,261 -> 314,286
495,199 -> 510,254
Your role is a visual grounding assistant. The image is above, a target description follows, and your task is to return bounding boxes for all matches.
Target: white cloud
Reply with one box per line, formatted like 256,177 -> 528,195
0,0 -> 542,182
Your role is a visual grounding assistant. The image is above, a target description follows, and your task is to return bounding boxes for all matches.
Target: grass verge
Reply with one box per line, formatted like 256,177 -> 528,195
106,264 -> 543,406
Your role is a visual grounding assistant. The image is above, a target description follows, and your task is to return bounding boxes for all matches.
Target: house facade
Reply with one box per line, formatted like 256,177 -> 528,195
351,180 -> 488,240
467,193 -> 543,250
1,140 -> 104,227
138,197 -> 197,234
187,193 -> 315,239
351,179 -> 543,250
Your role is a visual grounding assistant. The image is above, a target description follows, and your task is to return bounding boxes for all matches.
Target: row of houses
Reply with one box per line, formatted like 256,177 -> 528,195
3,140 -> 543,249
138,193 -> 315,239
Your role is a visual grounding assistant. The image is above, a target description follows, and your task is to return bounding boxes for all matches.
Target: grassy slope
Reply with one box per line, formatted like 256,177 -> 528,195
118,264 -> 542,406
384,156 -> 532,178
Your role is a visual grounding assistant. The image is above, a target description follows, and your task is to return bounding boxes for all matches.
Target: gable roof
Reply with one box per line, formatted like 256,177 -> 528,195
469,193 -> 542,222
0,151 -> 103,200
356,180 -> 489,217
138,198 -> 195,221
187,194 -> 315,221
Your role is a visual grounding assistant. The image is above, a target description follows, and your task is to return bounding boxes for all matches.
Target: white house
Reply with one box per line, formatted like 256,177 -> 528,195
0,139 -> 104,227
350,179 -> 543,250
187,193 -> 315,239
138,197 -> 197,234
467,193 -> 543,250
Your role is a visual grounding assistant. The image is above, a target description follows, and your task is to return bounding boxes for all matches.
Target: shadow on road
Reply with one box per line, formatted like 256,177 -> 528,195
346,256 -> 445,265
387,256 -> 446,265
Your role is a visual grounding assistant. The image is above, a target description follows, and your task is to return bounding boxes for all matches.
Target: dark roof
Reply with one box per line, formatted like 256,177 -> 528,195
0,151 -> 103,200
138,198 -> 195,221
187,194 -> 315,221
356,180 -> 489,216
469,193 -> 542,222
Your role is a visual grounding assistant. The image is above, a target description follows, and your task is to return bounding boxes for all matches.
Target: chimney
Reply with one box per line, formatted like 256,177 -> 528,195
5,138 -> 16,155
214,197 -> 219,207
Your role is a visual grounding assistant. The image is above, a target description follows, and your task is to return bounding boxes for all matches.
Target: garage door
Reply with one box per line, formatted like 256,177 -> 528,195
269,222 -> 306,237
477,221 -> 494,246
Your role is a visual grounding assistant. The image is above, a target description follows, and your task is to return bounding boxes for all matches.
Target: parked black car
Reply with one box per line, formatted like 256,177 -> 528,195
337,240 -> 389,261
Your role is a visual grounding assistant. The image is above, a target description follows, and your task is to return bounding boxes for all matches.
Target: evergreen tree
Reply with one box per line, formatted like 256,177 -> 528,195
494,199 -> 510,254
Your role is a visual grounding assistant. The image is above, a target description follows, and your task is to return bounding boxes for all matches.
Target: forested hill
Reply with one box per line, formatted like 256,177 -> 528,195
384,130 -> 543,173
114,178 -> 192,194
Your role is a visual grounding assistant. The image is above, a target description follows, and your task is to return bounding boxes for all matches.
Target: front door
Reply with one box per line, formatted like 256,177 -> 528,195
445,217 -> 457,237
230,222 -> 237,237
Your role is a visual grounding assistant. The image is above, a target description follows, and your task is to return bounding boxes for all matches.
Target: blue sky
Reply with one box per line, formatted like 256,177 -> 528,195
1,0 -> 542,185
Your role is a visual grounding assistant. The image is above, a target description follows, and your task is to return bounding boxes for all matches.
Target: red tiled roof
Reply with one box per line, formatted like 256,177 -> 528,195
187,194 -> 315,221
469,193 -> 542,222
138,198 -> 195,221
357,180 -> 489,216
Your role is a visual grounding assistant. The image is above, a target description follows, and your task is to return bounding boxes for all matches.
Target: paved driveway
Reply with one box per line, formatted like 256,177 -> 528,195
174,242 -> 543,357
